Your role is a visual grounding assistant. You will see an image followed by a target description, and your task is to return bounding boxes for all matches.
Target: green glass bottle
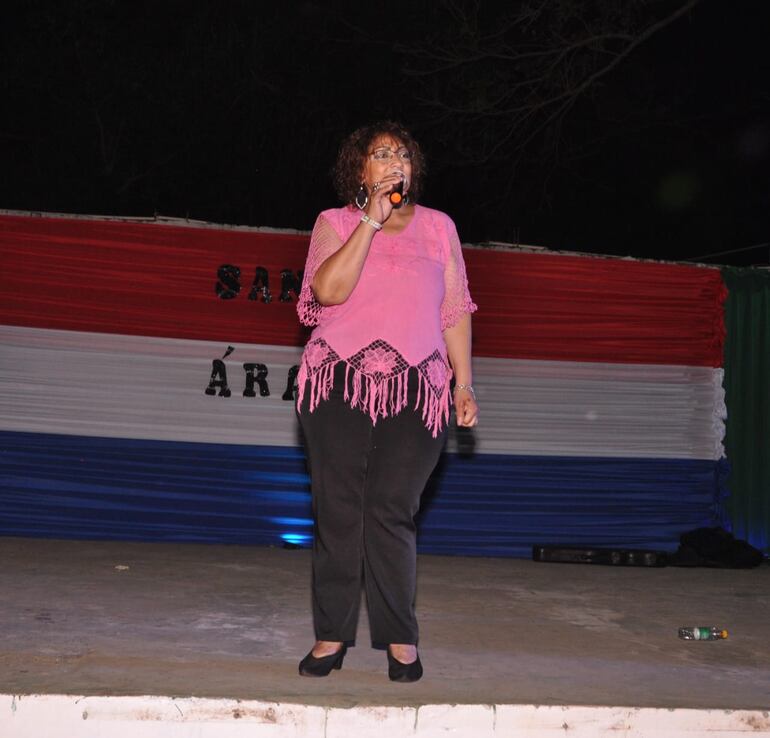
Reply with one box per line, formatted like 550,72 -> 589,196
678,626 -> 728,641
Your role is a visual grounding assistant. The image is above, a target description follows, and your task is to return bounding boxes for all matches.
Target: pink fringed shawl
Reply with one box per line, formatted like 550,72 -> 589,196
296,204 -> 477,437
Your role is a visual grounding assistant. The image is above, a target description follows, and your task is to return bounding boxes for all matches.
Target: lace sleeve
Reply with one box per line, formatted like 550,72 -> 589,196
440,217 -> 478,331
297,213 -> 344,327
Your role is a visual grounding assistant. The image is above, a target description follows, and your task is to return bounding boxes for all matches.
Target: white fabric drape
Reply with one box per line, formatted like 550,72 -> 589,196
0,326 -> 724,459
455,356 -> 725,459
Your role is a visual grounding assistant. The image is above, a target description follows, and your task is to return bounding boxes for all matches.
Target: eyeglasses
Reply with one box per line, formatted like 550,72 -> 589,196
370,147 -> 412,162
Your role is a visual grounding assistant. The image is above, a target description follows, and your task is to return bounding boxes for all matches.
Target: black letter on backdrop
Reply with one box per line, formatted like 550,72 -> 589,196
205,359 -> 232,397
279,269 -> 303,302
283,365 -> 300,401
248,267 -> 272,303
216,264 -> 241,299
243,364 -> 270,397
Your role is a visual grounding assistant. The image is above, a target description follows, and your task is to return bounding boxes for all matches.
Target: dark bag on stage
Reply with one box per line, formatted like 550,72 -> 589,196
671,526 -> 764,568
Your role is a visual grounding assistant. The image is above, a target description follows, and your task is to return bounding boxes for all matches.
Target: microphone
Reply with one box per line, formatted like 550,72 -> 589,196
389,174 -> 406,209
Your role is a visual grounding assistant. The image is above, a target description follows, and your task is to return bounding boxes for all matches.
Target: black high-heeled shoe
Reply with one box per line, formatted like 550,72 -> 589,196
387,648 -> 423,683
298,644 -> 347,677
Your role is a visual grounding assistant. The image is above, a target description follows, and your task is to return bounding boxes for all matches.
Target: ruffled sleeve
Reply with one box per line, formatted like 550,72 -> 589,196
296,213 -> 344,327
440,216 -> 478,330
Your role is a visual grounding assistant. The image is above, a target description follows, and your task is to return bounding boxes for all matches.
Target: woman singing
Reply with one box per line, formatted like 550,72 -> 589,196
296,121 -> 478,682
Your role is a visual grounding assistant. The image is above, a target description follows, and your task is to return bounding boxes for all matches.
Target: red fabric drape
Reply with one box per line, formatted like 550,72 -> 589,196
465,249 -> 726,366
0,214 -> 725,365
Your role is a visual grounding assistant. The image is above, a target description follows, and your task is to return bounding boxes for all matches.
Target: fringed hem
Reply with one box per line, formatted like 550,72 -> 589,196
416,371 -> 451,437
298,359 -> 451,438
296,359 -> 336,415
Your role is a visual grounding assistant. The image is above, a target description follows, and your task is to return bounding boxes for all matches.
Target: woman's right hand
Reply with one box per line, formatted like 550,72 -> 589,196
365,171 -> 405,225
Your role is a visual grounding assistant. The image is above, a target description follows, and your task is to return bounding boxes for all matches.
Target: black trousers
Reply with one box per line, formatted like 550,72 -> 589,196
297,365 -> 447,645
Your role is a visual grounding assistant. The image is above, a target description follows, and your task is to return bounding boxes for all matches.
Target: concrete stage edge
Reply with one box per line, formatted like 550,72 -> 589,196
1,538 -> 769,737
4,695 -> 770,737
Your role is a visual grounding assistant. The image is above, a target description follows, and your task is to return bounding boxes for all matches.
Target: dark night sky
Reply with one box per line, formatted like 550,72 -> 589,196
2,0 -> 769,265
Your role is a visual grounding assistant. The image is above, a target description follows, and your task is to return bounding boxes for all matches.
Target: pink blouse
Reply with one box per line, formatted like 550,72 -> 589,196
296,204 -> 477,436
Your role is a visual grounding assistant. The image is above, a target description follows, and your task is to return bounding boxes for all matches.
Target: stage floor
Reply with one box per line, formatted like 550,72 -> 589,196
1,536 -> 768,711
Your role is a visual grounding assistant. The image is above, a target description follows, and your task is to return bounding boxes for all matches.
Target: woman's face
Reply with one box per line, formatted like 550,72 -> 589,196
360,134 -> 413,194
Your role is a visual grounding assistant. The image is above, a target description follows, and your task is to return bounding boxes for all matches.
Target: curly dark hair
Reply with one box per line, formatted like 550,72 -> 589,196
333,121 -> 426,206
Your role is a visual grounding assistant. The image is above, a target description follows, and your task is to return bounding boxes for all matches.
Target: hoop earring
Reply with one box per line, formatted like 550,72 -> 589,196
355,182 -> 368,210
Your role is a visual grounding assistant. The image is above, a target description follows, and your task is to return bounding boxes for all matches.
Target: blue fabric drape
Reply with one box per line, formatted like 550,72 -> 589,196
419,452 -> 728,557
0,431 -> 725,557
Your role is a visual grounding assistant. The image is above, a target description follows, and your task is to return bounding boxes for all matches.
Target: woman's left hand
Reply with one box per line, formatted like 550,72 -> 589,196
454,388 -> 479,427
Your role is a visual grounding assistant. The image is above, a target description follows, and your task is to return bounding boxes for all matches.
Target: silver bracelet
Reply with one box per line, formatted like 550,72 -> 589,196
454,383 -> 476,398
360,213 -> 383,231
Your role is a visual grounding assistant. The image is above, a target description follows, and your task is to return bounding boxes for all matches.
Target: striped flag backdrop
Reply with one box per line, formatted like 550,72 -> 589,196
0,212 -> 728,557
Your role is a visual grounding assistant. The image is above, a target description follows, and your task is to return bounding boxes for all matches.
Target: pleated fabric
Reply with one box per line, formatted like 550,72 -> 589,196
0,429 -> 726,558
0,326 -> 724,459
721,267 -> 770,552
0,211 -> 729,556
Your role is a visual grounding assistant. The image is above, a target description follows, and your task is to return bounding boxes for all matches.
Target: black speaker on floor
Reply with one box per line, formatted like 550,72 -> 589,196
532,545 -> 669,567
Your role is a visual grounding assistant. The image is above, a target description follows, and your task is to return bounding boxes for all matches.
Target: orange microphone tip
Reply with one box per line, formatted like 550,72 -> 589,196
390,192 -> 402,204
